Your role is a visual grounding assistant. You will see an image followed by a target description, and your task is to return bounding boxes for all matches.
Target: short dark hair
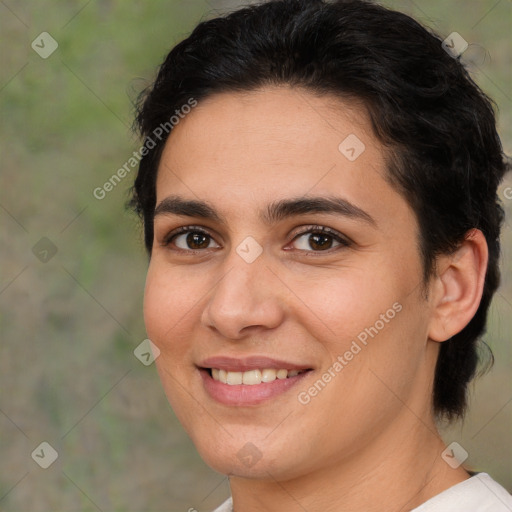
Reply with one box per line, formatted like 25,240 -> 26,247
129,0 -> 510,421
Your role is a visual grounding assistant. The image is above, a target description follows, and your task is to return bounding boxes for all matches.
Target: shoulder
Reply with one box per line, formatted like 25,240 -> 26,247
210,474 -> 512,512
412,473 -> 512,512
211,497 -> 233,512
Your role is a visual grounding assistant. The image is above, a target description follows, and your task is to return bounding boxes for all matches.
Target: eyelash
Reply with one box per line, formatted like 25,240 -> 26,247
161,224 -> 352,255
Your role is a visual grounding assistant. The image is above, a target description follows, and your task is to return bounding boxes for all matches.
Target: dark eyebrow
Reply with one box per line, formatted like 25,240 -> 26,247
153,195 -> 376,227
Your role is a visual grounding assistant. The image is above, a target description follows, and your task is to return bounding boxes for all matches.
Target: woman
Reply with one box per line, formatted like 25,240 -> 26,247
129,0 -> 512,510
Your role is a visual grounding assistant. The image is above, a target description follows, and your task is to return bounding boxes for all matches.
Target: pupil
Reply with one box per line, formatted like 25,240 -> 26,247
188,232 -> 209,249
310,233 -> 332,250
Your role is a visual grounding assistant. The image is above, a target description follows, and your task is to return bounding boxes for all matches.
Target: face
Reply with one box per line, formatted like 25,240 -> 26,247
144,86 -> 438,480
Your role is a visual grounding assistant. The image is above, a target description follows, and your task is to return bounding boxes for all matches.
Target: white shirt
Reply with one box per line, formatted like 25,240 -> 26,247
211,473 -> 512,511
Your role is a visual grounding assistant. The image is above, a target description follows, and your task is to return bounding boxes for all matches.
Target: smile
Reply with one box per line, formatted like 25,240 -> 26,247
197,356 -> 313,405
210,368 -> 309,385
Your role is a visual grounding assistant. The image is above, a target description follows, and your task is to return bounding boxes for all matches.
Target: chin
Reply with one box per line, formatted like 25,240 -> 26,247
201,451 -> 284,479
193,434 -> 305,481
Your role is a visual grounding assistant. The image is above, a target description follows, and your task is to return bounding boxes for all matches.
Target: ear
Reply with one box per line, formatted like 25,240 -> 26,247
428,229 -> 489,343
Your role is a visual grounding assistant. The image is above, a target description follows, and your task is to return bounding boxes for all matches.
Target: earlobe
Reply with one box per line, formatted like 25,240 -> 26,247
428,229 -> 488,342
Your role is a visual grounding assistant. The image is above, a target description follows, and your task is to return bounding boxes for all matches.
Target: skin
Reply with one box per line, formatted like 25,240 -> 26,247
144,86 -> 488,511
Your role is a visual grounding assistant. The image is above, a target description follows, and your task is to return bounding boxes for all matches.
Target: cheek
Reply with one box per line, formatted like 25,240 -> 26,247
143,268 -> 167,344
291,263 -> 427,398
143,263 -> 201,422
287,265 -> 401,348
143,263 -> 196,356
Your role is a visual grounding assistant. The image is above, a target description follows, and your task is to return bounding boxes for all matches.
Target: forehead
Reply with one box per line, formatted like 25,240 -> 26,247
155,86 -> 408,225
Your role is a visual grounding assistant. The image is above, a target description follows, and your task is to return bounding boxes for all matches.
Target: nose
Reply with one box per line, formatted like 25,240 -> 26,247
201,246 -> 285,340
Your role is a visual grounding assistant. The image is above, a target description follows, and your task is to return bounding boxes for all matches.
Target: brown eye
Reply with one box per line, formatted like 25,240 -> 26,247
163,227 -> 220,251
291,226 -> 351,252
310,233 -> 334,250
180,232 -> 211,250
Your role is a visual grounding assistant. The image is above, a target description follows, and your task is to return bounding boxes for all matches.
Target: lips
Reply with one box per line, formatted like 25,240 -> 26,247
198,355 -> 312,372
198,355 -> 313,406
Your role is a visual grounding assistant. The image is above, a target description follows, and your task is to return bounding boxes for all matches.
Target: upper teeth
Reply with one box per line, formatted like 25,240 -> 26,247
211,368 -> 303,385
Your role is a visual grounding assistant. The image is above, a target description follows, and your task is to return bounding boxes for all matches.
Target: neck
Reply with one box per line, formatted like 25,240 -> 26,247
228,409 -> 470,512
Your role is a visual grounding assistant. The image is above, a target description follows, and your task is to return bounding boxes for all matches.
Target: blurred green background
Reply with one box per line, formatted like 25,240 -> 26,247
0,1 -> 510,510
